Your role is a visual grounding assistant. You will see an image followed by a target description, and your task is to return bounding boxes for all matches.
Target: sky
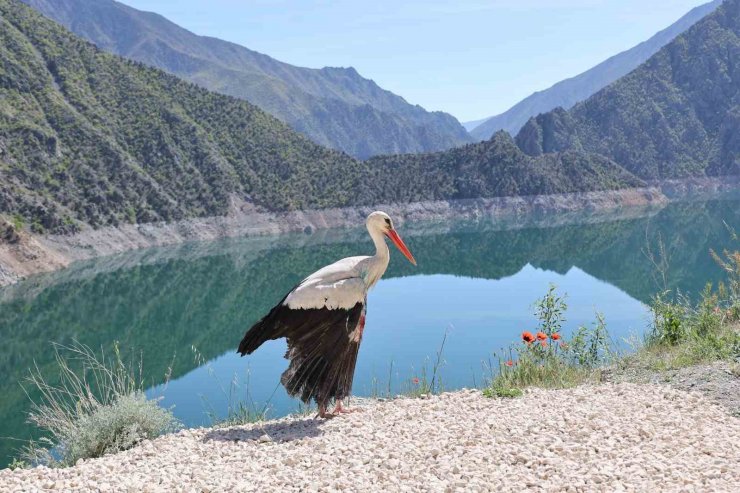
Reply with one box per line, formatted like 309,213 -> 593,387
120,0 -> 710,122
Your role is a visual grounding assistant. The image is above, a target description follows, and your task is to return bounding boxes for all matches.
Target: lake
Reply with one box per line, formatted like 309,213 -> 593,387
0,196 -> 738,467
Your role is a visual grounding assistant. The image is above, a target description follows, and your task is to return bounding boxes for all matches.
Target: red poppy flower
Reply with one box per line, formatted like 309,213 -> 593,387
412,377 -> 420,385
536,332 -> 547,341
505,360 -> 514,367
522,331 -> 535,343
551,333 -> 561,341
540,340 -> 548,348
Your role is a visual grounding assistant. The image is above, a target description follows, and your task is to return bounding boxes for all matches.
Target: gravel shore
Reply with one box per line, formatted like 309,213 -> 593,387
602,360 -> 740,417
2,383 -> 739,492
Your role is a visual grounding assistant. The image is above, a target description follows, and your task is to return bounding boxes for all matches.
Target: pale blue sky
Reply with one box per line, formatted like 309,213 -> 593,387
121,0 -> 710,122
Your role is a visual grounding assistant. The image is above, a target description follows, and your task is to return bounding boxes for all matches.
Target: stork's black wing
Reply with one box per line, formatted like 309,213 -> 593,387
237,282 -> 367,406
280,302 -> 365,405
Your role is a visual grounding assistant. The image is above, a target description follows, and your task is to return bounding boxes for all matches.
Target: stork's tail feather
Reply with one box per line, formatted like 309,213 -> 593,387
237,319 -> 269,355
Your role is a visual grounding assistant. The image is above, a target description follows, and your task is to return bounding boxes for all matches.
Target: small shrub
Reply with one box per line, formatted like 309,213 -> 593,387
534,284 -> 567,338
649,292 -> 687,346
692,284 -> 722,337
124,206 -> 137,225
643,277 -> 740,369
31,392 -> 177,466
568,312 -> 613,367
8,458 -> 29,470
482,384 -> 522,399
710,226 -> 740,323
30,220 -> 45,234
11,213 -> 24,231
21,342 -> 179,467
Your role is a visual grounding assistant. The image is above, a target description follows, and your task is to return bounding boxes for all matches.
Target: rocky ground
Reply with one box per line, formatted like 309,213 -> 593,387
2,383 -> 739,492
0,218 -> 69,288
602,360 -> 740,417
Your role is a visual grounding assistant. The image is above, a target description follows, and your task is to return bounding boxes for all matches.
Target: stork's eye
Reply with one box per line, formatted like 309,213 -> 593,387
384,218 -> 391,226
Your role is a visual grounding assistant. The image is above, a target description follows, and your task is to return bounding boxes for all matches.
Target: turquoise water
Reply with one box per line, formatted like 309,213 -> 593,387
0,197 -> 737,466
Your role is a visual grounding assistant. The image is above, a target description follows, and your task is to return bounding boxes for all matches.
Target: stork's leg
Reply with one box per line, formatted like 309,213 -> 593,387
332,399 -> 361,414
316,402 -> 336,419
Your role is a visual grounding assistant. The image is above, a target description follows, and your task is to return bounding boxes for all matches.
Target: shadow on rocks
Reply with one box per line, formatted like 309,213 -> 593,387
202,418 -> 324,443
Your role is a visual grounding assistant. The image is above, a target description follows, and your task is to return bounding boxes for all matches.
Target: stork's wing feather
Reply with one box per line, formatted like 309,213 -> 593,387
300,256 -> 367,284
237,276 -> 365,355
284,277 -> 366,310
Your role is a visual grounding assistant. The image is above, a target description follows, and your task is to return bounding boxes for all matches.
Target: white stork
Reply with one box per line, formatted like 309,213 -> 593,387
237,211 -> 416,418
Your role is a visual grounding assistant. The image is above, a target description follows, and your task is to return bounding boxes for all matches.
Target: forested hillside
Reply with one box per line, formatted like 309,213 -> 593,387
20,0 -> 472,159
362,132 -> 642,204
0,0 -> 640,234
0,0 -> 367,232
515,0 -> 739,179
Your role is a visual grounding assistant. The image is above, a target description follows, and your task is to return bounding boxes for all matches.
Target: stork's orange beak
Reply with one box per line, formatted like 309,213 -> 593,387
386,229 -> 416,266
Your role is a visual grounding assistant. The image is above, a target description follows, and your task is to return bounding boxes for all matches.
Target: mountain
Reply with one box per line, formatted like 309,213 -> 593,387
469,0 -> 723,140
0,0 -> 363,232
514,0 -> 740,179
462,117 -> 490,131
0,0 -> 640,235
18,0 -> 472,159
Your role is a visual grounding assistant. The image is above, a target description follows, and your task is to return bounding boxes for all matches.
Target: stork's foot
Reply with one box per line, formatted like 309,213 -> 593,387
315,401 -> 363,419
333,400 -> 361,414
315,404 -> 337,419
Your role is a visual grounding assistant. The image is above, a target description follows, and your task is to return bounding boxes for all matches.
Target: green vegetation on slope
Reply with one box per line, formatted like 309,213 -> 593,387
19,0 -> 472,159
362,132 -> 642,204
0,0 -> 639,234
515,0 -> 740,179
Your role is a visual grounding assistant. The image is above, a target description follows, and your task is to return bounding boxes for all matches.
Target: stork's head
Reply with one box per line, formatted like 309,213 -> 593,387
367,211 -> 416,266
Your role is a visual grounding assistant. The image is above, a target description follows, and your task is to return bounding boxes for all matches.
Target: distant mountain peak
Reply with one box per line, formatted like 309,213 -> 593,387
320,66 -> 360,75
469,0 -> 724,140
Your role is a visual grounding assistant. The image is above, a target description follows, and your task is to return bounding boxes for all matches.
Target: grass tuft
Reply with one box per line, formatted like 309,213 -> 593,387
20,342 -> 179,467
482,385 -> 523,399
192,345 -> 277,427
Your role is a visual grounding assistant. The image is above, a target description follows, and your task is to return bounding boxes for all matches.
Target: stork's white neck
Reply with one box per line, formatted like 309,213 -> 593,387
365,226 -> 390,288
